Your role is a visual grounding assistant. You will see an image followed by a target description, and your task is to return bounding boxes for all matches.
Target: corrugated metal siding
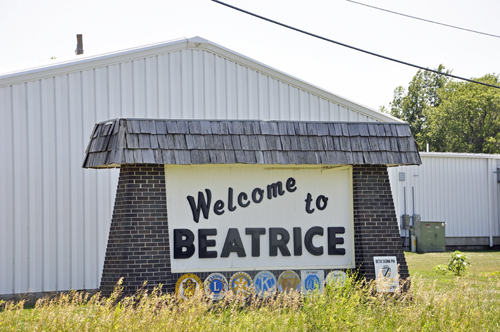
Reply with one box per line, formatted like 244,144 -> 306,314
390,155 -> 500,238
0,48 -> 381,295
0,79 -> 117,295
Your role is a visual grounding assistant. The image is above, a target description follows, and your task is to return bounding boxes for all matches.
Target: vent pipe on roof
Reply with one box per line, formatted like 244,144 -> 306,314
75,34 -> 84,55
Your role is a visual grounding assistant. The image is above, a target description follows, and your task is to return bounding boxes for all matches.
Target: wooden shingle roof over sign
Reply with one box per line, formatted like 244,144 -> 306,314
82,119 -> 421,168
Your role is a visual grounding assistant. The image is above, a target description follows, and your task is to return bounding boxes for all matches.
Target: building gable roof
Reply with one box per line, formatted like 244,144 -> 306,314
83,118 -> 421,168
0,37 -> 400,123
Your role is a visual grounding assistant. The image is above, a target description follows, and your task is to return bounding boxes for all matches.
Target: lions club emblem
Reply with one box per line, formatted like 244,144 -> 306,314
204,273 -> 229,301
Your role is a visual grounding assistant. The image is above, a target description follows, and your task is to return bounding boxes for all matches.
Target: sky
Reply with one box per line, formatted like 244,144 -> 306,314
1,0 -> 499,111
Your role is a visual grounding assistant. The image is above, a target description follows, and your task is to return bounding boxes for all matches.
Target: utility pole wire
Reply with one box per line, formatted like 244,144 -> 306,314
346,0 -> 500,39
212,0 -> 500,89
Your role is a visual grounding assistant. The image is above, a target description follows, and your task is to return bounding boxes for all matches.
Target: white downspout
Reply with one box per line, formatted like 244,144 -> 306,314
487,159 -> 494,247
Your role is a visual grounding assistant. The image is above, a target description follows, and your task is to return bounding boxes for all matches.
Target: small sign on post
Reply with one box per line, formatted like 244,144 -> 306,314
373,256 -> 399,292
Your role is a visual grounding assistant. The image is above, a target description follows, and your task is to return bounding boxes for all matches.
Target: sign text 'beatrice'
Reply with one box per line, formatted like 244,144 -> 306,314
165,165 -> 355,272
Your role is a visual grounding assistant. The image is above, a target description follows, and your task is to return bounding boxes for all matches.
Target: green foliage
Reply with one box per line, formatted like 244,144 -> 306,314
383,64 -> 450,150
386,67 -> 500,153
432,251 -> 471,276
433,264 -> 450,275
448,251 -> 471,276
427,74 -> 500,153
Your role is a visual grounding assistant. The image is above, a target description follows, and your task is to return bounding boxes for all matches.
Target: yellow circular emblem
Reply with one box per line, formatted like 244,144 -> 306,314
278,270 -> 300,292
175,273 -> 202,300
229,272 -> 253,298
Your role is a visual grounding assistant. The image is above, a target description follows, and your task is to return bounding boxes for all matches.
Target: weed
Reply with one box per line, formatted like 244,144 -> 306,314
448,251 -> 470,276
433,264 -> 450,275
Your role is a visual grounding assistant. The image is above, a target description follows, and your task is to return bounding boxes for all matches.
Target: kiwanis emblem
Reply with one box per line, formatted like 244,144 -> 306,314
278,270 -> 300,292
175,273 -> 202,300
254,271 -> 277,298
229,272 -> 253,299
204,273 -> 229,301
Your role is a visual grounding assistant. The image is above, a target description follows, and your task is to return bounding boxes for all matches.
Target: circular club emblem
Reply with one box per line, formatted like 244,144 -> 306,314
175,273 -> 202,300
304,274 -> 321,292
229,272 -> 253,298
254,271 -> 277,298
278,270 -> 300,293
204,273 -> 229,301
325,270 -> 347,287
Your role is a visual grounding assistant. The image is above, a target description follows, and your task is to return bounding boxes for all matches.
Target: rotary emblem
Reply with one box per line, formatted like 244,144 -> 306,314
204,273 -> 229,301
229,272 -> 253,299
254,271 -> 277,298
175,273 -> 202,300
278,270 -> 300,292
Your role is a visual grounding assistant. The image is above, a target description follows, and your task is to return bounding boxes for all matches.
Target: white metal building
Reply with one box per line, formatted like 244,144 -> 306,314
389,153 -> 500,249
0,36 -> 400,297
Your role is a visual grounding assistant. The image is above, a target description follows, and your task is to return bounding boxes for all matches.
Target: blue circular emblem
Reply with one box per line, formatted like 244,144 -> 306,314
254,271 -> 277,298
210,280 -> 224,294
304,275 -> 321,291
203,273 -> 229,301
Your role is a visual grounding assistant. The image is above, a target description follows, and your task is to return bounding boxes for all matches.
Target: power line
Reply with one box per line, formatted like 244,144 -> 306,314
211,0 -> 500,89
346,0 -> 500,39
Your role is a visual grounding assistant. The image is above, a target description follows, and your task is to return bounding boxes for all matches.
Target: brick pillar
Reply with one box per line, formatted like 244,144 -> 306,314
100,164 -> 171,296
353,165 -> 409,280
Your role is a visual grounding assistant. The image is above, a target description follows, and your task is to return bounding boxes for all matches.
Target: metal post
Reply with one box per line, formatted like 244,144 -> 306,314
76,34 -> 84,55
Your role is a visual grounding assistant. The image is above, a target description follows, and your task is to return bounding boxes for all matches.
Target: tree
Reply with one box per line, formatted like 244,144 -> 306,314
382,64 -> 450,149
427,74 -> 500,153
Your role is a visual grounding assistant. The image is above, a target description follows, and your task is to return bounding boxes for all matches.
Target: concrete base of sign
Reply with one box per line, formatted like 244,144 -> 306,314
100,164 -> 409,296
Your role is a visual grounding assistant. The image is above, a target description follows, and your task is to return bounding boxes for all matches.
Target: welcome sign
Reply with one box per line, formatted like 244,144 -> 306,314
165,165 -> 354,272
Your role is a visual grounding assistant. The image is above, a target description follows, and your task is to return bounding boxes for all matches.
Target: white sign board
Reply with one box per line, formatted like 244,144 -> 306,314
165,165 -> 354,272
373,256 -> 399,292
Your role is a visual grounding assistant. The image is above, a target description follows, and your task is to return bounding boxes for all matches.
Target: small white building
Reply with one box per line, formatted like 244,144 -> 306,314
0,37 -> 400,297
389,153 -> 500,249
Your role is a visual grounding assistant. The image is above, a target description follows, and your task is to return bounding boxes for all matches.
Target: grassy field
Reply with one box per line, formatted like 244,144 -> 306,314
1,251 -> 499,331
405,250 -> 500,290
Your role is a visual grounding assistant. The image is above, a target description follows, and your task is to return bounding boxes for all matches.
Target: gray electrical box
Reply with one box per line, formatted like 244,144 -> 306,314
413,222 -> 446,252
399,172 -> 405,181
402,214 -> 410,229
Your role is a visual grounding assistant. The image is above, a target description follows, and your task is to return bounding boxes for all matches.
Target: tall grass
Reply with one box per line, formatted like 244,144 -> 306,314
1,274 -> 499,331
